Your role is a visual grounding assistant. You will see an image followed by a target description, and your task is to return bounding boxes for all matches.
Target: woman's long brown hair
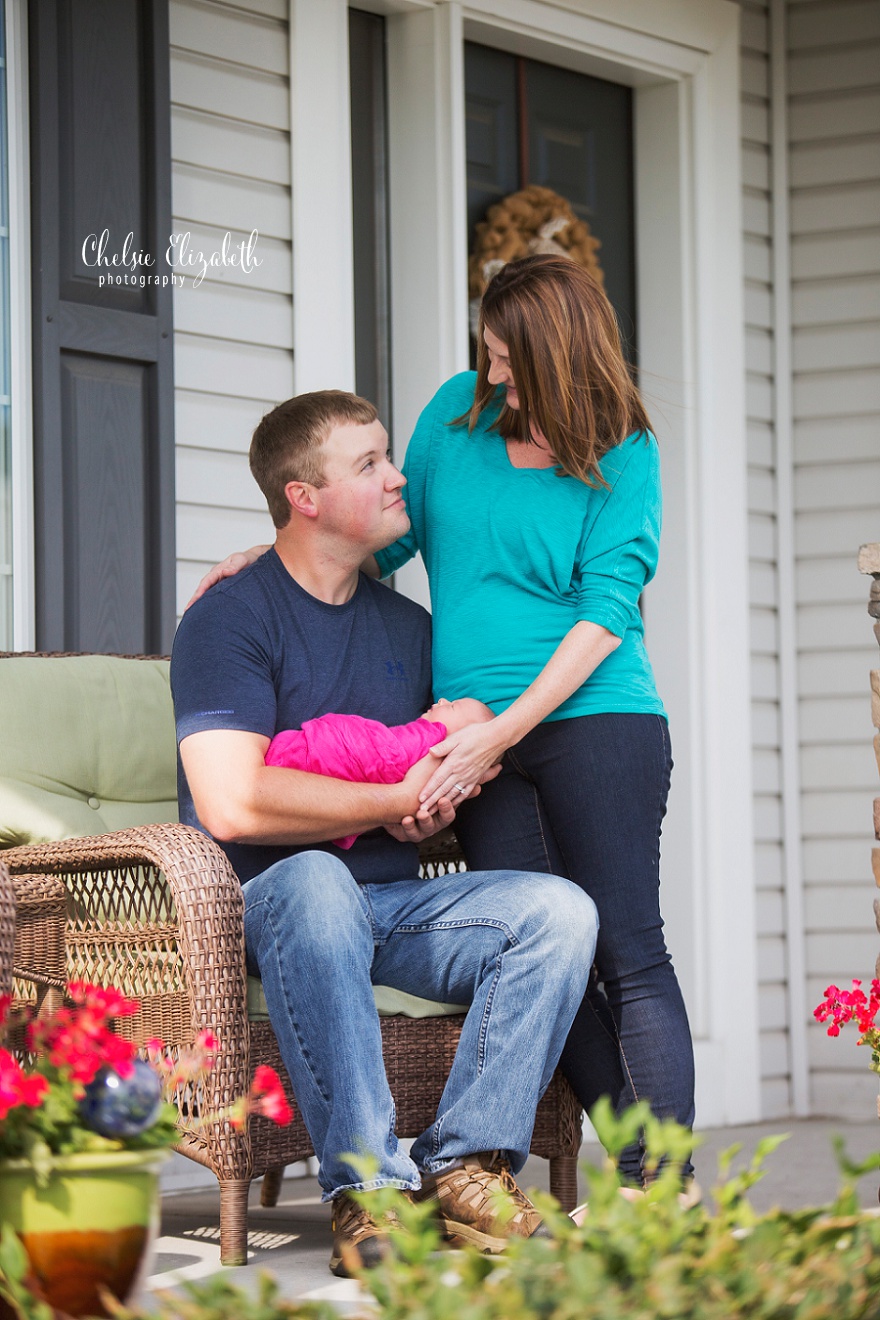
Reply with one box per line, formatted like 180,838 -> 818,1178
461,254 -> 652,487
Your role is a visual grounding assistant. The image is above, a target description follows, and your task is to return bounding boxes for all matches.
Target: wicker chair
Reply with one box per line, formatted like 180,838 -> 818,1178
1,655 -> 584,1265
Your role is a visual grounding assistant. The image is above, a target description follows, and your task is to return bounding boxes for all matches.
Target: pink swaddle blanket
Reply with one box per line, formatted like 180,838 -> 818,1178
265,712 -> 447,848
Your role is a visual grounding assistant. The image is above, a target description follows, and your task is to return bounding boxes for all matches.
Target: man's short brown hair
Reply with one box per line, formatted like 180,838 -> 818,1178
249,391 -> 378,528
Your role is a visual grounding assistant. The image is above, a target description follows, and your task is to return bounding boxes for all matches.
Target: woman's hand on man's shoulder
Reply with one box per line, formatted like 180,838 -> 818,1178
185,545 -> 271,610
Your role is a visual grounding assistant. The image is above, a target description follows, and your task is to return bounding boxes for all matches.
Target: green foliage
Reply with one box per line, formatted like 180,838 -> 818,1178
1,1093 -> 178,1175
351,1101 -> 880,1320
0,1226 -> 54,1320
3,1105 -> 880,1319
111,1273 -> 340,1320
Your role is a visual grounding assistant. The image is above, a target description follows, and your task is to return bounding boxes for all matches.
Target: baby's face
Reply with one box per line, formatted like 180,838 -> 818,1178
423,697 -> 494,732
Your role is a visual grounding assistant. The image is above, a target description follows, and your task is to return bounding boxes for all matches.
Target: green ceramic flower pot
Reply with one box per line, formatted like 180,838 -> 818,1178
0,1148 -> 168,1317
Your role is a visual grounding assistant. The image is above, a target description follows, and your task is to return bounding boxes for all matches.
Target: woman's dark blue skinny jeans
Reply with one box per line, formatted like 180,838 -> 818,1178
453,711 -> 696,1184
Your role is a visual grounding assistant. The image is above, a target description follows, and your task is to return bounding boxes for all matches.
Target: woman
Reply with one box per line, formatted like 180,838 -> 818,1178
195,255 -> 695,1187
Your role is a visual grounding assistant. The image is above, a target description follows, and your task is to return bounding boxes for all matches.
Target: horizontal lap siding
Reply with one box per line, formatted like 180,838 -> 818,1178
170,0 -> 287,613
741,0 -> 793,1121
787,0 -> 880,1119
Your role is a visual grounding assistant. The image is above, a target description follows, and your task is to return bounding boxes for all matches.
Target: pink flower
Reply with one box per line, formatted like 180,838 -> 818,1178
0,1049 -> 27,1120
228,1066 -> 293,1130
150,1032 -> 218,1095
0,1049 -> 48,1119
249,1066 -> 293,1125
814,979 -> 880,1071
196,1030 -> 219,1055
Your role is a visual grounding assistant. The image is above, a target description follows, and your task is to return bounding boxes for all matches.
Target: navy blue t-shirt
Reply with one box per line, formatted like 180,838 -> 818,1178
171,548 -> 433,884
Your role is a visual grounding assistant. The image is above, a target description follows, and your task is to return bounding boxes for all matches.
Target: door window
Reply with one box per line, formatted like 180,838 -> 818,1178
465,43 -> 636,360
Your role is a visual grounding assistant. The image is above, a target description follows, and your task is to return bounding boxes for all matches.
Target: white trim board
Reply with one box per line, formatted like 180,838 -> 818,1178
379,0 -> 760,1126
289,0 -> 356,393
6,0 -> 33,649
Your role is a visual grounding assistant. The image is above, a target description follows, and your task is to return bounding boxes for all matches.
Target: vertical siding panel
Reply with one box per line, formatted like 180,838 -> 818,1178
788,0 -> 880,1118
170,0 -> 289,611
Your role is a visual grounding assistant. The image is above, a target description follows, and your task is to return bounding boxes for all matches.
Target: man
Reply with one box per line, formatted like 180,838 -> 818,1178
171,391 -> 598,1277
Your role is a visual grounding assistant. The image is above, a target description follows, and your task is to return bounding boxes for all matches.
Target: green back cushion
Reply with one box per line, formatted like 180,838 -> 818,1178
0,655 -> 178,847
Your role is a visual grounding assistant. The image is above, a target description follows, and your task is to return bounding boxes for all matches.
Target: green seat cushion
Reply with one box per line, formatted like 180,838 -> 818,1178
0,655 -> 178,847
246,975 -> 467,1021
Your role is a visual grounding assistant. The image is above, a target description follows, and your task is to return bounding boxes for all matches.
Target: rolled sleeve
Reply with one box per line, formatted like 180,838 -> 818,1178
375,522 -> 418,580
575,435 -> 661,639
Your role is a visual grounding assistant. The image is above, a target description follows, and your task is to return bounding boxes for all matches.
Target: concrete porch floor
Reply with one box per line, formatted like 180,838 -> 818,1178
146,1118 -> 880,1315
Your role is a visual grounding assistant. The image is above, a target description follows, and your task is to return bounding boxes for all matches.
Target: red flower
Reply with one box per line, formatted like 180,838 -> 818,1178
18,1073 -> 49,1107
26,984 -> 139,1087
249,1066 -> 293,1125
68,983 -> 140,1018
814,979 -> 880,1074
196,1030 -> 219,1055
228,1066 -> 293,1130
0,1049 -> 48,1119
1,982 -> 286,1155
0,1049 -> 27,1120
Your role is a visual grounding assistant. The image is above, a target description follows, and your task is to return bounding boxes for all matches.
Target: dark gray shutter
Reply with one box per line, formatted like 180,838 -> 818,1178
29,0 -> 175,653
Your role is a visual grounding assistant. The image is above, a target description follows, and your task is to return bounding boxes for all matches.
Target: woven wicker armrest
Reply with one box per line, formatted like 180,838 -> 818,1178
5,825 -> 255,1191
3,825 -> 248,1063
9,872 -> 68,1004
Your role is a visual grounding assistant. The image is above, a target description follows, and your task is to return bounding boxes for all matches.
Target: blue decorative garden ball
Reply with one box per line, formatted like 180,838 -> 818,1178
80,1059 -> 162,1138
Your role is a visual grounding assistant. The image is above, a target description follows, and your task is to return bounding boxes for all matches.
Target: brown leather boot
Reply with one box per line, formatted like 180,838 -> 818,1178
329,1190 -> 404,1277
415,1152 -> 548,1253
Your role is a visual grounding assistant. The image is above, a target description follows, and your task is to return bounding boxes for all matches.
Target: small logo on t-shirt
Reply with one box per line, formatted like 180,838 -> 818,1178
385,660 -> 407,680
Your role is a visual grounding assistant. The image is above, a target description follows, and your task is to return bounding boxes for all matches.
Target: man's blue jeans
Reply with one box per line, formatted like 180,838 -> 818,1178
242,852 -> 598,1199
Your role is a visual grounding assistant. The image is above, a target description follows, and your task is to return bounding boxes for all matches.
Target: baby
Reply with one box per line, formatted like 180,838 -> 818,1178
265,696 -> 495,848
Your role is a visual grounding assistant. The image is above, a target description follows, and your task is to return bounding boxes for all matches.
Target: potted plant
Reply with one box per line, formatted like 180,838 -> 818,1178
0,985 -> 291,1318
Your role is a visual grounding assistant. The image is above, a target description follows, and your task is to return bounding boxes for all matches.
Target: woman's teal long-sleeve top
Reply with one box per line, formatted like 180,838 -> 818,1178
374,372 -> 666,723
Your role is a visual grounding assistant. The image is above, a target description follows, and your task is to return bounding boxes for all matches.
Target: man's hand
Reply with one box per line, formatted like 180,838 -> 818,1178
384,794 -> 458,843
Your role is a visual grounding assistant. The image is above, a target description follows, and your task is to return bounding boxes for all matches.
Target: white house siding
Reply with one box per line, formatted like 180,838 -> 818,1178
739,0 -> 794,1120
786,0 -> 880,1118
170,0 -> 288,613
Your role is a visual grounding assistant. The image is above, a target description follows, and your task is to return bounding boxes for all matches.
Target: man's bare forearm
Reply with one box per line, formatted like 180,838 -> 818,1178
220,770 -> 415,844
181,730 -> 422,845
